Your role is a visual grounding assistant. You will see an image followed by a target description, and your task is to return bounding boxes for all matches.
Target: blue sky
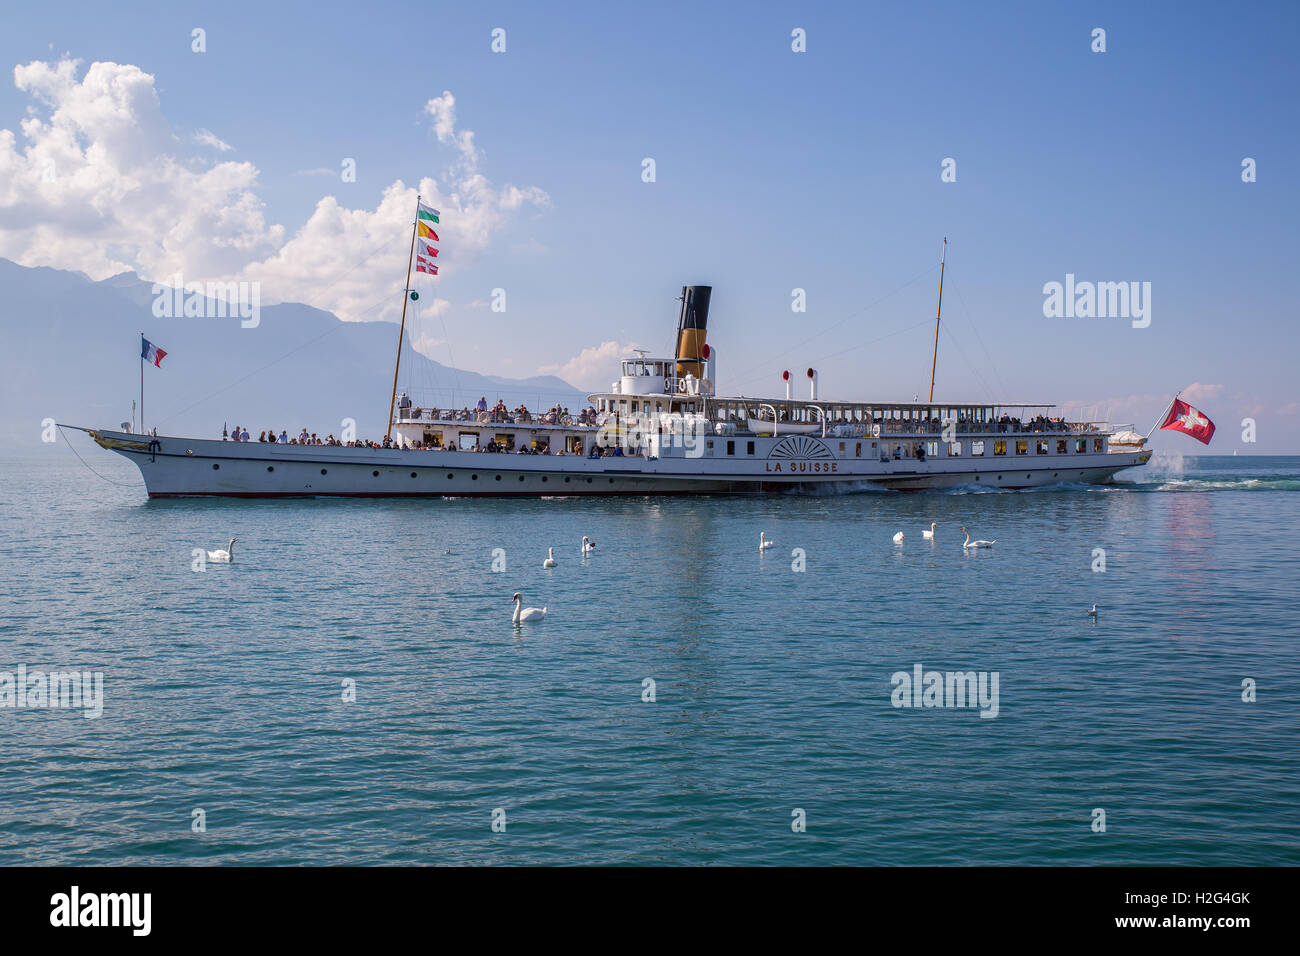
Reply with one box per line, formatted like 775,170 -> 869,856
1,0 -> 1297,450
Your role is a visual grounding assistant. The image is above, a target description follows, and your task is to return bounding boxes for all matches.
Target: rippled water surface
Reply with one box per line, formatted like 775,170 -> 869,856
1,448 -> 1297,865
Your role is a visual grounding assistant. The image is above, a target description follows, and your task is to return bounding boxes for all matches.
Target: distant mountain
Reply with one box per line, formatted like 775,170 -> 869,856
0,258 -> 587,446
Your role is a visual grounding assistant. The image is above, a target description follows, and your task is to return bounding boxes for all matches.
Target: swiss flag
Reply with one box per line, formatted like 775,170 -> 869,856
1159,398 -> 1216,445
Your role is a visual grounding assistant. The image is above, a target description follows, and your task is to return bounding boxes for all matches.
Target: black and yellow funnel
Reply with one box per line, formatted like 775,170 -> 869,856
674,285 -> 712,381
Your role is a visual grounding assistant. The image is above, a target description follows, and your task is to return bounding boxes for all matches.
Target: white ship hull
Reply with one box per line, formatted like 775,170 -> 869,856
82,429 -> 1152,498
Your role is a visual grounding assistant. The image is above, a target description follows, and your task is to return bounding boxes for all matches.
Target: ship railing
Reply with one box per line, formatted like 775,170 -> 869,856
394,407 -> 594,428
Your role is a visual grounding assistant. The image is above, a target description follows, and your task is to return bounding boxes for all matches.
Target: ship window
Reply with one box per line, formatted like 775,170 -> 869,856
855,442 -> 861,457
726,440 -> 735,456
1056,440 -> 1067,454
1093,438 -> 1103,453
994,440 -> 1006,456
747,441 -> 755,455
839,442 -> 845,453
1075,438 -> 1086,453
971,441 -> 985,457
1036,440 -> 1049,455
926,441 -> 938,457
949,442 -> 962,456
1015,441 -> 1028,456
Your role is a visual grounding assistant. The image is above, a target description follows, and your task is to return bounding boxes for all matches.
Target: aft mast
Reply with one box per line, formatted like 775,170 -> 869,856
386,195 -> 421,441
927,237 -> 947,403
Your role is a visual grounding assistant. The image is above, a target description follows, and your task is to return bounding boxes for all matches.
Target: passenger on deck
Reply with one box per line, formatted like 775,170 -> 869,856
279,429 -> 289,443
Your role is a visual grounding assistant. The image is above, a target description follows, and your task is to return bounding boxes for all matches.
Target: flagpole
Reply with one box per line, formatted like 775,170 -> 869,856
386,195 -> 420,442
1144,390 -> 1180,441
139,331 -> 145,435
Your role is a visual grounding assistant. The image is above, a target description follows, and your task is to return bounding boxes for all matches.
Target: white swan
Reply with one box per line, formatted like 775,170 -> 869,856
922,522 -> 936,540
206,537 -> 236,562
512,592 -> 546,624
959,526 -> 995,549
581,536 -> 596,554
759,531 -> 774,551
543,547 -> 557,569
892,531 -> 904,544
1088,604 -> 1099,617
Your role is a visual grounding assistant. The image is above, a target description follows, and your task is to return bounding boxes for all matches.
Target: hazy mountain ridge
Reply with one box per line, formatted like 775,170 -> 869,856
0,258 -> 586,445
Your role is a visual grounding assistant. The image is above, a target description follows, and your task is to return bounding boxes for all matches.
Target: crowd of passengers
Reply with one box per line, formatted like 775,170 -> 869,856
396,393 -> 600,426
752,409 -> 1082,433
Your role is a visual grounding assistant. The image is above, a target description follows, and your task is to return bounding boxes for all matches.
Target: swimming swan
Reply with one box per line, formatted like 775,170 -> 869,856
581,536 -> 596,554
759,532 -> 774,551
922,522 -> 936,540
512,592 -> 547,624
206,537 -> 236,562
959,527 -> 995,549
543,547 -> 557,569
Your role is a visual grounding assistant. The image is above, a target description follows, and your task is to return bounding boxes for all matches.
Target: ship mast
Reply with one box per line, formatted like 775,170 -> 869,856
386,195 -> 421,441
927,238 -> 947,403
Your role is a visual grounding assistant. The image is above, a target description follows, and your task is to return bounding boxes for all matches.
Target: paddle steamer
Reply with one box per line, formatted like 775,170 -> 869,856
78,275 -> 1153,497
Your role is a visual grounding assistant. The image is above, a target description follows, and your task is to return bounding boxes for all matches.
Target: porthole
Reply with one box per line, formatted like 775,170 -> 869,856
519,475 -> 525,482
212,463 -> 220,470
564,476 -> 570,483
609,478 -> 614,484
447,473 -> 454,480
541,476 -> 548,482
997,475 -> 1002,480
410,472 -> 417,478
1026,474 -> 1031,479
495,475 -> 502,481
373,470 -> 380,477
472,474 -> 478,480
321,468 -> 327,475
267,466 -> 274,472
586,478 -> 593,484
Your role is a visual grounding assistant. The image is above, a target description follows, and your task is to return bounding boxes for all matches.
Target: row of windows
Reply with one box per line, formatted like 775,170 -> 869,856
922,438 -> 1105,457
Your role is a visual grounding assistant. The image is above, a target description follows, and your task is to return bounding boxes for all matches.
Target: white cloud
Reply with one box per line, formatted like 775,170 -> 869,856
539,340 -> 641,390
0,59 -> 282,279
0,58 -> 550,324
424,91 -> 478,169
193,127 -> 232,152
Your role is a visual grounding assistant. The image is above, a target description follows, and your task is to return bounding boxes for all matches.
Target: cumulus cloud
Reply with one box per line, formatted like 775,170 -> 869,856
0,58 -> 550,326
539,340 -> 642,390
0,59 -> 282,280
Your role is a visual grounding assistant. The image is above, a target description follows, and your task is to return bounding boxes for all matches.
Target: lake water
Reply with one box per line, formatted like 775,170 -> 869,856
1,448 -> 1297,865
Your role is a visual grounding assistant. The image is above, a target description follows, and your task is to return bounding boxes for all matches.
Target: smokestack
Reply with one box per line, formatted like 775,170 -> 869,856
782,369 -> 791,401
807,367 -> 818,400
675,285 -> 712,381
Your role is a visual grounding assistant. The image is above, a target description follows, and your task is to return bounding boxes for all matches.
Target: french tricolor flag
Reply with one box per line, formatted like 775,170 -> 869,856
141,337 -> 167,367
